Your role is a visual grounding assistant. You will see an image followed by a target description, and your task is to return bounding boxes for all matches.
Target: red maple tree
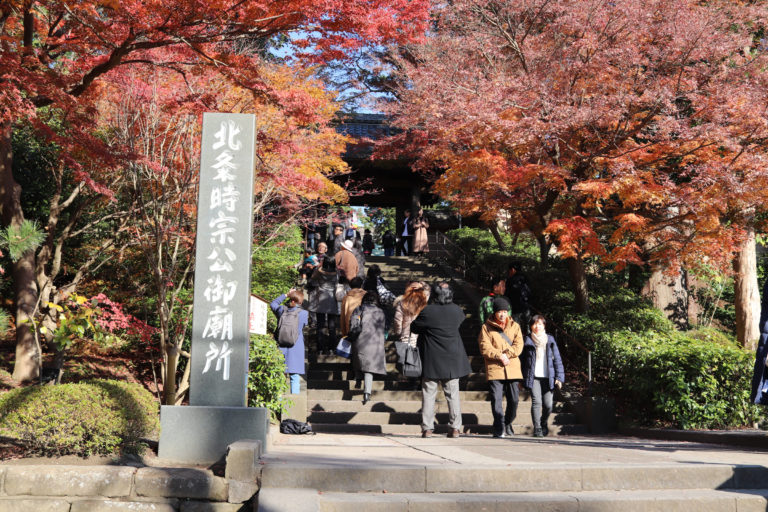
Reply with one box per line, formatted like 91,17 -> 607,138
0,0 -> 430,382
383,0 -> 768,319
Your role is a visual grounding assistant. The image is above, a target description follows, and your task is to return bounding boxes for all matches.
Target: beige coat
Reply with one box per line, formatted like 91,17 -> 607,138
335,249 -> 359,281
340,288 -> 366,335
477,317 -> 524,380
411,217 -> 430,253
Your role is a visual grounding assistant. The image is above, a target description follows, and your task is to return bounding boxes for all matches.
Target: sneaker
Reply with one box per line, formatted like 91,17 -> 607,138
448,429 -> 460,438
533,428 -> 544,438
492,432 -> 507,438
421,430 -> 433,438
505,424 -> 514,436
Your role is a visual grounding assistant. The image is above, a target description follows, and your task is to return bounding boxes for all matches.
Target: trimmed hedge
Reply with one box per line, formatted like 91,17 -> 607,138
596,329 -> 761,429
0,379 -> 159,456
446,226 -> 764,429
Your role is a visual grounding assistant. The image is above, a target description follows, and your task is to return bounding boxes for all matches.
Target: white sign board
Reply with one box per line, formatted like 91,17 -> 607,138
249,296 -> 268,335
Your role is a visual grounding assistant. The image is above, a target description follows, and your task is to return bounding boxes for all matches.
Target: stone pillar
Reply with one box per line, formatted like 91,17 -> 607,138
159,113 -> 269,464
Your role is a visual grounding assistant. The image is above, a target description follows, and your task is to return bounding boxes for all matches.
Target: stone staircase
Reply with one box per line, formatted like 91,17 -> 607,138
303,254 -> 587,436
259,461 -> 768,511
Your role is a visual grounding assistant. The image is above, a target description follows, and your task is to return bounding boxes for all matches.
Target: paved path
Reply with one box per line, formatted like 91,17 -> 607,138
264,431 -> 768,468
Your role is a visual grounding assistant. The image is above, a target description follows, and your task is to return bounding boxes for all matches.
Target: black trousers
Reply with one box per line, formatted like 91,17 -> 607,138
399,235 -> 412,256
315,313 -> 337,351
488,379 -> 520,436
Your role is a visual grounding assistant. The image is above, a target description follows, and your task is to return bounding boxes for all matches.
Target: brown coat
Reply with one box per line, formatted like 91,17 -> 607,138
334,249 -> 359,281
340,288 -> 366,335
477,317 -> 524,381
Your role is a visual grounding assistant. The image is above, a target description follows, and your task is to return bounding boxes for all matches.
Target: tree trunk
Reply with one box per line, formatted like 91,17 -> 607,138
536,235 -> 550,268
488,222 -> 507,251
566,257 -> 590,313
641,265 -> 689,329
734,229 -> 761,350
0,122 -> 41,382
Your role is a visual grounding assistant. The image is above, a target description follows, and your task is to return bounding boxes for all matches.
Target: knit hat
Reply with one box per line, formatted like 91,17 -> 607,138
492,296 -> 510,312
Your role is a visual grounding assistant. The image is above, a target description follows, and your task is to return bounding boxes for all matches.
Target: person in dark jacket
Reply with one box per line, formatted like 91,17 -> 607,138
751,278 -> 768,406
522,315 -> 565,437
411,281 -> 471,438
506,262 -> 533,333
382,230 -> 396,257
348,291 -> 387,405
362,228 -> 375,256
328,224 -> 345,256
308,258 -> 339,354
270,289 -> 309,394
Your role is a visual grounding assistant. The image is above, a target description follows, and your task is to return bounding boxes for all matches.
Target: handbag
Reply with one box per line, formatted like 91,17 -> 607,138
394,341 -> 422,378
335,337 -> 352,359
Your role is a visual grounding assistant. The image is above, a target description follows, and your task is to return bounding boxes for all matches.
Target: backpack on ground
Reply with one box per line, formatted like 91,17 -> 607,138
279,418 -> 314,435
275,307 -> 300,348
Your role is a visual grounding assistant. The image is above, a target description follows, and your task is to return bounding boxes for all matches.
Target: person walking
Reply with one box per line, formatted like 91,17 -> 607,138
505,262 -> 533,333
411,282 -> 471,438
477,276 -> 510,325
363,264 -> 396,307
477,296 -> 524,438
308,258 -> 339,355
340,277 -> 366,337
399,209 -> 412,256
362,228 -> 375,256
352,237 -> 366,278
329,224 -> 345,256
522,315 -> 565,437
348,291 -> 387,405
411,208 -> 430,255
335,239 -> 359,282
393,282 -> 430,348
315,241 -> 328,268
382,230 -> 396,257
270,289 -> 309,395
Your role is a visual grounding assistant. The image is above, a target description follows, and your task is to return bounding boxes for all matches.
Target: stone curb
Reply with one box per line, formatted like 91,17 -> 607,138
3,466 -> 136,497
262,463 -> 768,494
134,468 -> 228,501
257,487 -> 318,512
618,426 -> 768,450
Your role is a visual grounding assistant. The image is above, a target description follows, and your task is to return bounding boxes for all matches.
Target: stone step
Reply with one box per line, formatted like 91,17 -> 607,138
260,463 -> 768,494
307,389 -> 491,401
307,399 -> 566,414
307,423 -> 587,435
306,410 -> 579,426
308,356 -> 487,369
312,489 -> 768,511
306,369 -> 488,382
306,379 -> 494,391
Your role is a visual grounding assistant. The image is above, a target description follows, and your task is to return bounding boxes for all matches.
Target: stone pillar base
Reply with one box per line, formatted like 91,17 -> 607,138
158,405 -> 269,464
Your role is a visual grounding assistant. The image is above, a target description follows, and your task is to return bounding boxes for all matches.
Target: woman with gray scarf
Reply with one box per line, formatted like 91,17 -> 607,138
522,315 -> 565,437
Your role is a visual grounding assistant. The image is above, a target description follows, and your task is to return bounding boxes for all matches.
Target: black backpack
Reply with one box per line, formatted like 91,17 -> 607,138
275,307 -> 300,348
279,419 -> 314,435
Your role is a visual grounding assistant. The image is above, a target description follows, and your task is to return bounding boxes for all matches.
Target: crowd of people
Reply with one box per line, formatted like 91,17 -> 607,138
270,217 -> 565,439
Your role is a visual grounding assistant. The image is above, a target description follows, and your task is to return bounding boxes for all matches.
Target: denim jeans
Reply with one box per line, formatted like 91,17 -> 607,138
530,377 -> 553,430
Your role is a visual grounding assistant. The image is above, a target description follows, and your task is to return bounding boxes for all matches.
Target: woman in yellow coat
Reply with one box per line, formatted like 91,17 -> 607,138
477,296 -> 524,438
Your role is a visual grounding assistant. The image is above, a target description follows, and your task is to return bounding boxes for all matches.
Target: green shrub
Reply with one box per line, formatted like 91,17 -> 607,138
248,334 -> 290,419
0,379 -> 159,456
596,330 -> 761,429
248,225 -> 300,418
